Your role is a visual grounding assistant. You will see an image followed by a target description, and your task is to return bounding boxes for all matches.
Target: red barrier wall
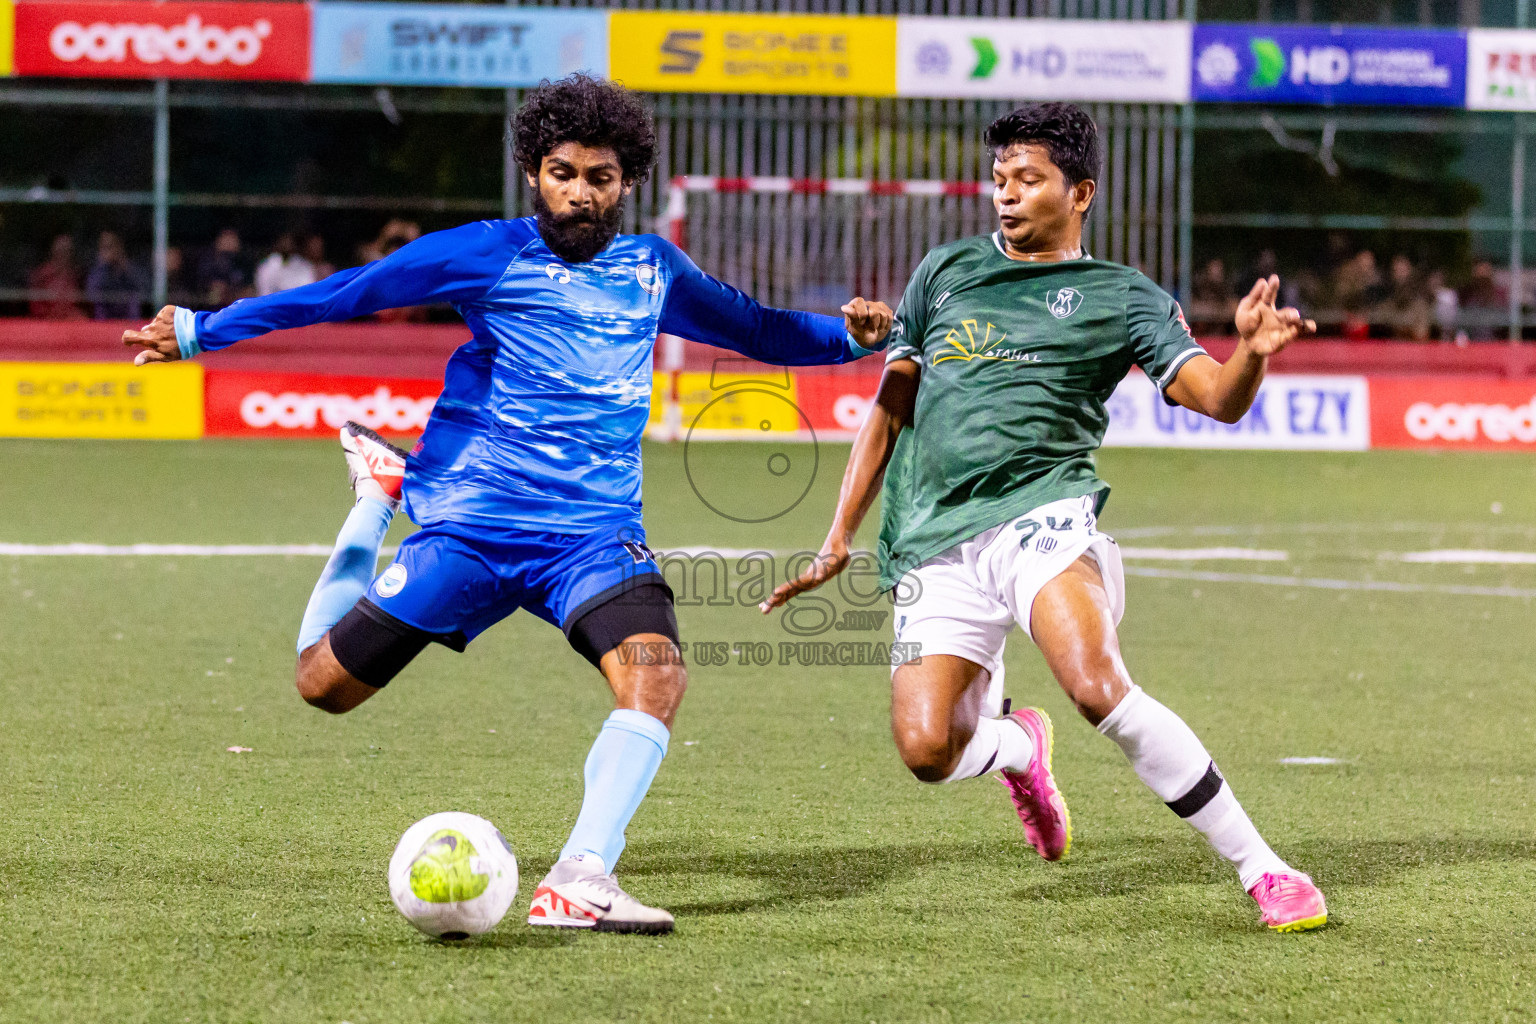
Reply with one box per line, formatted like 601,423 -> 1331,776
10,319 -> 1536,379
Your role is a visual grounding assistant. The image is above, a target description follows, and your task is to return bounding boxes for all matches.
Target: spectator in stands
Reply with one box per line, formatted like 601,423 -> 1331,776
84,231 -> 147,320
303,234 -> 336,280
1188,257 -> 1234,335
1374,254 -> 1433,341
198,228 -> 251,309
1426,269 -> 1462,342
1334,249 -> 1382,340
163,245 -> 196,308
27,233 -> 84,319
358,218 -> 421,265
255,232 -> 318,296
1460,259 -> 1503,341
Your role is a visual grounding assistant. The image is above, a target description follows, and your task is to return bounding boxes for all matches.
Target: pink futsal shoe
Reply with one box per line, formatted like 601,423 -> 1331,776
997,706 -> 1072,862
340,421 -> 407,509
1248,872 -> 1328,933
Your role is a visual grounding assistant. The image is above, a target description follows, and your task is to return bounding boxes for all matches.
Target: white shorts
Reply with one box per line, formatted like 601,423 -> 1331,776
891,494 -> 1126,718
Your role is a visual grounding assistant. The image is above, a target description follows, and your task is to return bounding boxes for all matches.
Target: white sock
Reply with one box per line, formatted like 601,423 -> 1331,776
1098,685 -> 1289,889
938,716 -> 1034,783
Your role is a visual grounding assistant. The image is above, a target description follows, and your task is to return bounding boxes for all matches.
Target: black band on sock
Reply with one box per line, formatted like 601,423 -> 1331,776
1165,761 -> 1225,818
976,750 -> 998,777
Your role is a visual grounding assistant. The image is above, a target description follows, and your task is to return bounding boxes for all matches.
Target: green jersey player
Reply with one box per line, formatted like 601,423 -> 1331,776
762,102 -> 1328,933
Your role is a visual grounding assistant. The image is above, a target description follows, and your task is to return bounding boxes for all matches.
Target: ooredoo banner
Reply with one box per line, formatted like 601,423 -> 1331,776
1191,23 -> 1465,107
896,17 -> 1191,103
1104,371 -> 1371,450
14,0 -> 309,80
1370,377 -> 1536,450
204,370 -> 439,438
310,3 -> 605,88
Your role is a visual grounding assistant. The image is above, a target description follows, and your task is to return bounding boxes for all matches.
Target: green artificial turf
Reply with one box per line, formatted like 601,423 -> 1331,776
1,439 -> 1533,1023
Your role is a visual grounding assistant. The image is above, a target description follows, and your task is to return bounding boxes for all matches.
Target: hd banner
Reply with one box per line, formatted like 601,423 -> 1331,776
607,11 -> 897,97
1191,23 -> 1465,107
896,18 -> 1191,103
310,3 -> 605,87
1466,29 -> 1536,110
13,0 -> 309,80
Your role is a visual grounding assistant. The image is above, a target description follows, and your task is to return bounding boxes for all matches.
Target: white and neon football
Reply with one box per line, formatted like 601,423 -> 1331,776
387,812 -> 518,939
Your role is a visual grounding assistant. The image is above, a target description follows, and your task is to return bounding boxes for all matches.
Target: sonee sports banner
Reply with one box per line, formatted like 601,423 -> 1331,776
14,0 -> 309,80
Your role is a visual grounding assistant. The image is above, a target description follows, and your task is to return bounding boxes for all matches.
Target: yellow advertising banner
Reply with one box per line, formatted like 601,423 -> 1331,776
0,0 -> 14,77
609,11 -> 897,97
0,362 -> 204,439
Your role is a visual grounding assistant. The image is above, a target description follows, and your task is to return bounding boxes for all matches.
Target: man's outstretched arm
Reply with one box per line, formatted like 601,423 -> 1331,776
1164,274 -> 1316,424
124,221 -> 514,364
759,357 -> 920,612
657,241 -> 891,365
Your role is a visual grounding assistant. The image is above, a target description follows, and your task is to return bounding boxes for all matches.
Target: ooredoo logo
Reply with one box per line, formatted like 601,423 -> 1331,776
240,387 -> 437,433
1404,397 -> 1536,444
16,2 -> 310,80
49,14 -> 271,66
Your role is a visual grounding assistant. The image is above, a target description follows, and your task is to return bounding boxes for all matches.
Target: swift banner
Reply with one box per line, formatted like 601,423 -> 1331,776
311,3 -> 605,87
896,17 -> 1191,103
13,0 -> 309,80
1466,29 -> 1536,110
607,11 -> 896,96
1191,23 -> 1465,107
1,1 -> 14,76
0,362 -> 203,439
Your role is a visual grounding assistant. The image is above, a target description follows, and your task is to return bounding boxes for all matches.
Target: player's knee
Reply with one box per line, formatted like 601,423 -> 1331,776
891,718 -> 955,782
1063,670 -> 1128,727
294,666 -> 354,714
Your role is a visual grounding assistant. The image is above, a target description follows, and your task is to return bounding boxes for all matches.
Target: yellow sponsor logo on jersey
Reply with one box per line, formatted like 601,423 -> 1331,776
932,319 -> 1037,365
609,11 -> 897,97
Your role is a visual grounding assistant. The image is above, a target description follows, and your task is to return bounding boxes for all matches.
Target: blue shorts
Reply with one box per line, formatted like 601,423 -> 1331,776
361,520 -> 665,648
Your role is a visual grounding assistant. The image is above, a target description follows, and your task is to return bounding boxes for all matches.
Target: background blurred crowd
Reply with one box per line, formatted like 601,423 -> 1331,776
1186,236 -> 1513,343
15,218 -> 428,323
7,221 -> 1528,343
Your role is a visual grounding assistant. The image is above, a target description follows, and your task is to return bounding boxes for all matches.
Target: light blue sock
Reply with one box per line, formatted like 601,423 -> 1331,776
296,497 -> 394,653
559,709 -> 671,871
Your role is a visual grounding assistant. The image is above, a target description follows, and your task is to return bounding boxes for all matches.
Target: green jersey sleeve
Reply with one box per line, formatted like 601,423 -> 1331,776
885,255 -> 932,365
1126,274 -> 1207,394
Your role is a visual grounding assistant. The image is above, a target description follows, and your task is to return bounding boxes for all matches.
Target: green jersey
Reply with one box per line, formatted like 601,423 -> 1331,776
877,233 -> 1206,589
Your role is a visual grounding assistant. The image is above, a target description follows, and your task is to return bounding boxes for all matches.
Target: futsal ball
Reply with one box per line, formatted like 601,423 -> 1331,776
388,812 -> 518,939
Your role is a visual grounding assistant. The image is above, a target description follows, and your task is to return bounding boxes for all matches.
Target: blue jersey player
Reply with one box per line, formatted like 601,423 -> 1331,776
124,75 -> 894,934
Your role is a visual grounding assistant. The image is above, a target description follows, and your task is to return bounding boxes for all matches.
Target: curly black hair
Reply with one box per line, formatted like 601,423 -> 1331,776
510,74 -> 658,185
984,102 -> 1102,187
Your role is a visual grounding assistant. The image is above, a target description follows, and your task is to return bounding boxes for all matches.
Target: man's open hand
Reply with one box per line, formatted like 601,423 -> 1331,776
758,539 -> 851,613
1234,275 -> 1316,357
123,305 -> 181,365
842,297 -> 894,352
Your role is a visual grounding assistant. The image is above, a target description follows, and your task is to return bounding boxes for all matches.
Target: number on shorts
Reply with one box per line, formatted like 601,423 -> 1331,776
1014,518 -> 1041,549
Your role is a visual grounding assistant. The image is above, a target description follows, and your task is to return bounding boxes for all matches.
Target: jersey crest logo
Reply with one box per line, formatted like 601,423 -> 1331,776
375,563 -> 408,598
932,319 -> 1037,365
545,263 -> 571,285
636,264 -> 663,295
1048,288 -> 1083,319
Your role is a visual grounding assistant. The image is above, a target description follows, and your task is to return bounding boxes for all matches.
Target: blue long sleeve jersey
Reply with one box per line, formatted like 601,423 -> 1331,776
182,217 -> 869,533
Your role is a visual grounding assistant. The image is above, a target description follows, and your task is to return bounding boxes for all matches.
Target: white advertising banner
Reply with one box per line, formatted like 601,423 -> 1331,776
1103,372 -> 1370,451
1466,29 -> 1536,110
896,17 -> 1192,102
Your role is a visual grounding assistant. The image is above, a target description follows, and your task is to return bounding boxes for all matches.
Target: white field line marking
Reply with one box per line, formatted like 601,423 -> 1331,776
1124,565 -> 1536,599
1278,757 -> 1347,765
0,543 -> 400,557
1120,547 -> 1288,561
1397,549 -> 1536,564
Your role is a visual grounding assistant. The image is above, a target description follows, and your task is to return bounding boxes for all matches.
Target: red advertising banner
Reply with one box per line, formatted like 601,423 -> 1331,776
14,0 -> 309,80
205,370 -> 439,438
1370,376 -> 1536,450
792,371 -> 881,437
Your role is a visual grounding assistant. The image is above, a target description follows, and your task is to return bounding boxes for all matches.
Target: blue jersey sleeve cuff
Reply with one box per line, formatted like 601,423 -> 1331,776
845,331 -> 884,361
173,306 -> 203,360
